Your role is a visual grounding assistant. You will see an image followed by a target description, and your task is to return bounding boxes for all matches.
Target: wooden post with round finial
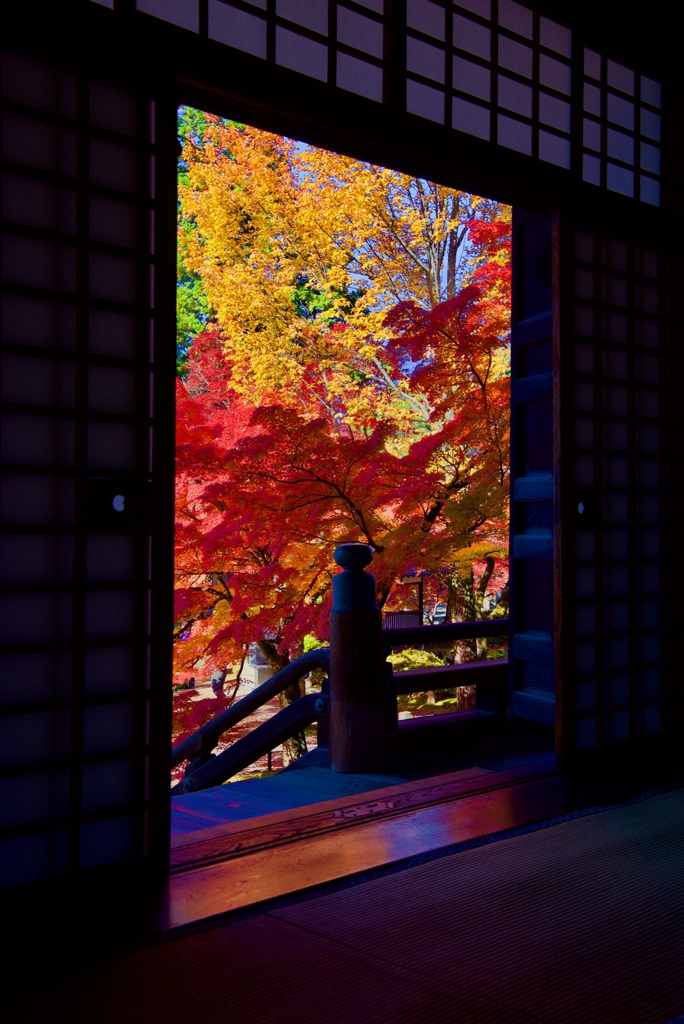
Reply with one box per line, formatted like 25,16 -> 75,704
329,542 -> 389,773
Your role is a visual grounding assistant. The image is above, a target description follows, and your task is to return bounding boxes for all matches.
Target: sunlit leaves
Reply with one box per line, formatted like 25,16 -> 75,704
173,110 -> 512,680
179,116 -> 510,431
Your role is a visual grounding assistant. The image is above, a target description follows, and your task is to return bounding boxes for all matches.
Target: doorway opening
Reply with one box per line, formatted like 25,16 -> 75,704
171,106 -> 522,845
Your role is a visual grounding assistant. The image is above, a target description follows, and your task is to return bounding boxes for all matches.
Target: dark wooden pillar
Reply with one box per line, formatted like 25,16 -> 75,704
329,544 -> 390,773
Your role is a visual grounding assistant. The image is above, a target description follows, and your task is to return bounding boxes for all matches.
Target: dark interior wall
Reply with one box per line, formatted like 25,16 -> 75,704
1,0 -> 682,892
0,12 -> 177,889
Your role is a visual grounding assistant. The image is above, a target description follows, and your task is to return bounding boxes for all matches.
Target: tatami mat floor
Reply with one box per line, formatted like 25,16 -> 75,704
7,783 -> 684,1024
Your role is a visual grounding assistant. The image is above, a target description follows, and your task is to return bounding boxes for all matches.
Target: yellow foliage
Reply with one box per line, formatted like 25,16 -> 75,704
179,118 -> 509,431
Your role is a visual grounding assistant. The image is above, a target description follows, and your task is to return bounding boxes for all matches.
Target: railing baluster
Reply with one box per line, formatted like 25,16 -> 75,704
329,543 -> 392,773
171,647 -> 330,768
172,542 -> 510,792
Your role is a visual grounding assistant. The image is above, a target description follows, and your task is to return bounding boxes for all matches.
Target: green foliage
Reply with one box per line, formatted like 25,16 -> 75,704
387,648 -> 446,672
291,274 -> 333,321
176,108 -> 250,376
177,107 -> 216,376
228,768 -> 278,782
176,247 -> 214,376
174,111 -> 511,696
177,106 -> 210,184
303,634 -> 326,652
399,687 -> 460,713
427,693 -> 459,708
302,634 -> 328,691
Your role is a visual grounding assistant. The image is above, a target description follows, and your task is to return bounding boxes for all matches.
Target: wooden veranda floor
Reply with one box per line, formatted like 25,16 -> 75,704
7,781 -> 684,1023
170,726 -> 558,858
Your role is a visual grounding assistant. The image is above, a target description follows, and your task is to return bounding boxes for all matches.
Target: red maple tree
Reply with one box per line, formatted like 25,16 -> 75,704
173,118 -> 511,758
174,262 -> 510,684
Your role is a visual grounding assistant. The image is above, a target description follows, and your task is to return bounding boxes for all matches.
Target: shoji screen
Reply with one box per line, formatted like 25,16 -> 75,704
89,0 -> 663,210
0,50 -> 173,887
508,210 -> 555,729
560,226 -> 663,760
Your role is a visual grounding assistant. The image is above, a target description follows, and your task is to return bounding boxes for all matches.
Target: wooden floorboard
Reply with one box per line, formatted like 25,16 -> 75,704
164,769 -> 586,926
170,729 -> 557,845
8,786 -> 684,1024
170,764 -> 502,841
170,760 -> 421,836
169,762 -> 551,861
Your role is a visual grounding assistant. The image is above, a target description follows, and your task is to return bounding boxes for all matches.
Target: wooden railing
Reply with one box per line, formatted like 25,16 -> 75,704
171,543 -> 509,791
171,648 -> 330,794
386,623 -> 508,710
384,618 -> 508,714
328,544 -> 508,772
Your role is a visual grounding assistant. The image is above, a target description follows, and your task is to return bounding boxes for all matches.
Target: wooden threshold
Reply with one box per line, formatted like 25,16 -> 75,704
159,758 -> 565,932
170,759 -> 554,869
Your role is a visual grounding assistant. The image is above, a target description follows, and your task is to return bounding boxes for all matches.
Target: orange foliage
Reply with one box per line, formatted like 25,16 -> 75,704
174,115 -> 511,681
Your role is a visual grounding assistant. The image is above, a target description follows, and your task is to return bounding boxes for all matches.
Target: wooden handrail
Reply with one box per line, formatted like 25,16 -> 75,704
171,647 -> 330,768
328,544 -> 510,773
171,654 -> 506,793
392,658 -> 508,695
383,618 -> 509,650
171,546 -> 510,789
173,692 -> 324,793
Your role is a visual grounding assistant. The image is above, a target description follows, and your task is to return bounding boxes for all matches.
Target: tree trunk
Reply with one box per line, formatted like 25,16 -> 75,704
446,566 -> 477,664
258,640 -> 308,765
446,565 -> 477,711
279,682 -> 308,764
474,556 -> 495,659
